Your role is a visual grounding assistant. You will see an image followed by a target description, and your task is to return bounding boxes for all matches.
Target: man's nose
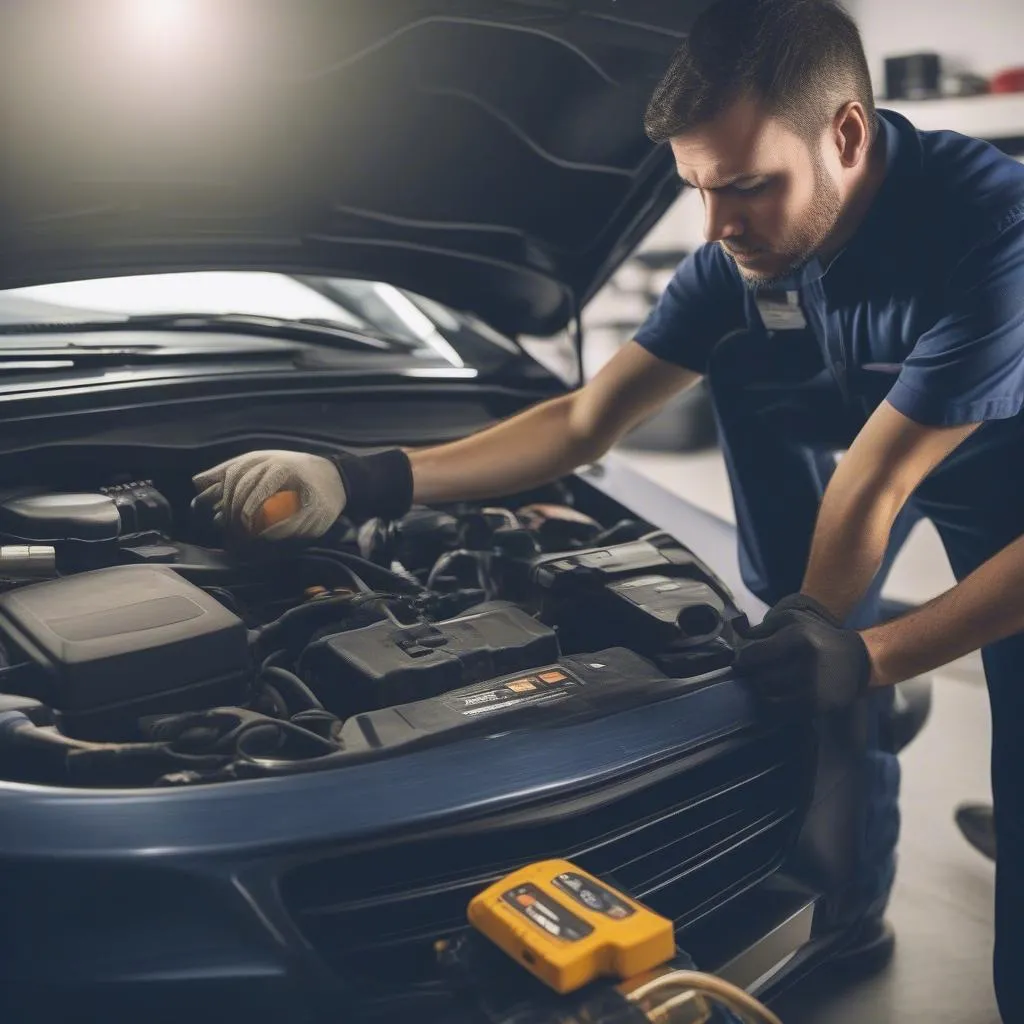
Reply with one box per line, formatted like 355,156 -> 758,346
702,193 -> 744,244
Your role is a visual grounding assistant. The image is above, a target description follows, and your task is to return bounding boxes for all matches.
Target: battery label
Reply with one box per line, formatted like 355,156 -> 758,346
501,882 -> 594,942
552,872 -> 636,920
441,667 -> 580,717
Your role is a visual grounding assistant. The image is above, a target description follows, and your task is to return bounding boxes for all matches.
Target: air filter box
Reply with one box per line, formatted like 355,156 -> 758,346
302,601 -> 559,717
0,565 -> 250,740
0,492 -> 121,544
0,483 -> 173,544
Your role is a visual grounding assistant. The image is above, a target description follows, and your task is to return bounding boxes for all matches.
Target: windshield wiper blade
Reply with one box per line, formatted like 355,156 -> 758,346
0,343 -> 300,369
0,313 -> 409,352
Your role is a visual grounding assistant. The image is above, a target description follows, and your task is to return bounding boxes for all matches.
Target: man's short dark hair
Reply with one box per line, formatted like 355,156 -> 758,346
644,0 -> 875,148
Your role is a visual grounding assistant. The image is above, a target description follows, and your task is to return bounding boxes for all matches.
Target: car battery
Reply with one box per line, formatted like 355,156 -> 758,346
301,600 -> 560,717
499,532 -> 734,657
336,647 -> 670,754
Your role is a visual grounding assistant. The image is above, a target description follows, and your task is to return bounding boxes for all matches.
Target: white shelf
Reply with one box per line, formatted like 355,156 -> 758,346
883,93 -> 1024,141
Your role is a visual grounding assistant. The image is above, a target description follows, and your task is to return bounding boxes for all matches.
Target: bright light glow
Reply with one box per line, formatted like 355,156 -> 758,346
106,0 -> 248,110
128,0 -> 195,43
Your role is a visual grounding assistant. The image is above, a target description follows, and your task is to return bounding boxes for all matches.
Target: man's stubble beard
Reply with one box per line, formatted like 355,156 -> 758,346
728,155 -> 843,292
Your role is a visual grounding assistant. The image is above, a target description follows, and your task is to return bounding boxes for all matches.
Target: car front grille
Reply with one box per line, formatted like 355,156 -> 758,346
279,727 -> 809,990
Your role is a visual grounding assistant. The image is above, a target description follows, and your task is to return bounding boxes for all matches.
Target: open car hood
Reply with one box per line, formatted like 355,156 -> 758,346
2,1 -> 710,337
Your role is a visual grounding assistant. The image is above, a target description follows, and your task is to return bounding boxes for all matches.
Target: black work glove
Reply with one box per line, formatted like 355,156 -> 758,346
732,594 -> 872,713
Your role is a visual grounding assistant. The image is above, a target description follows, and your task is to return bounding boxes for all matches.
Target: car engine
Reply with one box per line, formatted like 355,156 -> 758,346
0,476 -> 743,789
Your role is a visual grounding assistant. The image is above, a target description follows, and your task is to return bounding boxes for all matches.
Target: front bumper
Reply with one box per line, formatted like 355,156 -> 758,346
0,677 -> 817,1022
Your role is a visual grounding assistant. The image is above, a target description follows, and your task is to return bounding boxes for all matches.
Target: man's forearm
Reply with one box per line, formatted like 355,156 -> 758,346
406,342 -> 701,507
800,484 -> 903,621
862,531 -> 1024,686
404,341 -> 701,508
800,404 -> 980,623
407,393 -> 604,506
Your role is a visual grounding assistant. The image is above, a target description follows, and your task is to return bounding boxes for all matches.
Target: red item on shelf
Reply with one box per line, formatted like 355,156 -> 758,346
990,68 -> 1024,94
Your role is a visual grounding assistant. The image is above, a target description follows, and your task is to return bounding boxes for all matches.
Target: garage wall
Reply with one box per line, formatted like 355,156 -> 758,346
847,0 -> 1024,94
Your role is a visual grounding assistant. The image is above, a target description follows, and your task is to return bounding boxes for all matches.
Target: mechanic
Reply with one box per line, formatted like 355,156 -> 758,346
194,0 -> 1024,1016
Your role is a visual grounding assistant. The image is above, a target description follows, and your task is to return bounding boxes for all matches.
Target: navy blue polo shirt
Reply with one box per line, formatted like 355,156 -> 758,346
635,109 -> 1024,431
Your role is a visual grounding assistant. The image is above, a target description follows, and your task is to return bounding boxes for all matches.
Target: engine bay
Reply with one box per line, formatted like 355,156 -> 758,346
0,470 -> 744,789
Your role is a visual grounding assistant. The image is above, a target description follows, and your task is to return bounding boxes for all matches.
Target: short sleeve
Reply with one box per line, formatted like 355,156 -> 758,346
633,243 -> 746,373
887,213 -> 1024,426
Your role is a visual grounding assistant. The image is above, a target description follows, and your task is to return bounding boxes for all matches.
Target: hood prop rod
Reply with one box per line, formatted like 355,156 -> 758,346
571,291 -> 585,389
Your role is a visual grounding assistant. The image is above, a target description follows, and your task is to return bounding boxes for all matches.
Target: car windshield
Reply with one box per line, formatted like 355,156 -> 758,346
0,271 -> 484,364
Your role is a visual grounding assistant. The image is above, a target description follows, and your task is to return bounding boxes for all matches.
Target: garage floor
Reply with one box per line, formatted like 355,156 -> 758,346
622,446 -> 1001,1023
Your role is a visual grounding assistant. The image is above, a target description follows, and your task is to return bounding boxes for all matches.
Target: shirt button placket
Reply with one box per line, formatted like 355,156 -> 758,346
818,281 -> 849,403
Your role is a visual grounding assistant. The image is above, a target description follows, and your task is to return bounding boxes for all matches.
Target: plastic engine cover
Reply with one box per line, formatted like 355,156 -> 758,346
0,565 -> 250,740
303,600 -> 560,717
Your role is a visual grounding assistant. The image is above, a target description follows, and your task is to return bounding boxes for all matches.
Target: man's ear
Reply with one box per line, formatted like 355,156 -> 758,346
832,101 -> 873,169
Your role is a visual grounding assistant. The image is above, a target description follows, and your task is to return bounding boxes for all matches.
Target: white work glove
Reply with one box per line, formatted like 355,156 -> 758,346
192,450 -> 346,540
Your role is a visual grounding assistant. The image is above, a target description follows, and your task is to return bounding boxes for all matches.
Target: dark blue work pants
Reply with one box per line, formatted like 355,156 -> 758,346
705,329 -> 1024,1020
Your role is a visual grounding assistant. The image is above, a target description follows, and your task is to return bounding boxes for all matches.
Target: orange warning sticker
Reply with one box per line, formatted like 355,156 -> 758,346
508,680 -> 538,693
539,671 -> 566,684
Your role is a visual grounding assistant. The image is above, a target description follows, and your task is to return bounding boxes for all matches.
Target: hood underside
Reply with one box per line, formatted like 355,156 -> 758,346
2,0 -> 710,337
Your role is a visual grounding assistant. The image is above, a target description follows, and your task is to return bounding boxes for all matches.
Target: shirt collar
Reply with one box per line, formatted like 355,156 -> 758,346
785,109 -> 923,288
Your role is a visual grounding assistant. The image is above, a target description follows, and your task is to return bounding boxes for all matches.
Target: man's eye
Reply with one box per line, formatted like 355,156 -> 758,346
732,181 -> 769,195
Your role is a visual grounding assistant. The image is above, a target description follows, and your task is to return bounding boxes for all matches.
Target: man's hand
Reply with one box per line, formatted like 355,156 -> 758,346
193,450 -> 347,540
732,594 -> 872,713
